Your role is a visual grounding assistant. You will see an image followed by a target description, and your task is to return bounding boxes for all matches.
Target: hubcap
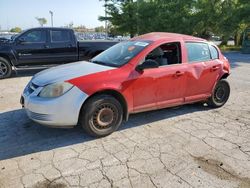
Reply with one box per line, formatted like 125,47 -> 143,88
0,62 -> 7,76
97,108 -> 114,127
214,86 -> 226,103
93,104 -> 117,129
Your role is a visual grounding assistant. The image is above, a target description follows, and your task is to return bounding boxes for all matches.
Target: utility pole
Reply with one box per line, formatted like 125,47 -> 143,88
105,0 -> 108,39
49,11 -> 54,27
137,0 -> 139,35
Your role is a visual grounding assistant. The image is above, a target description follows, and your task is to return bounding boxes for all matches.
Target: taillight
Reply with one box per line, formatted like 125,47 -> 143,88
222,56 -> 230,73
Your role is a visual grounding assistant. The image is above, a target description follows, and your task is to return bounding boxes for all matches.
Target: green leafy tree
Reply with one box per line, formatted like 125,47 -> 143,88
10,27 -> 22,33
192,0 -> 248,44
100,0 -> 195,37
99,0 -> 250,46
95,26 -> 105,32
35,17 -> 47,27
99,0 -> 137,37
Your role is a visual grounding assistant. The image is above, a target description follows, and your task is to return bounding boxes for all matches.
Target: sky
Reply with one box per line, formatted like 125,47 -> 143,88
0,0 -> 106,30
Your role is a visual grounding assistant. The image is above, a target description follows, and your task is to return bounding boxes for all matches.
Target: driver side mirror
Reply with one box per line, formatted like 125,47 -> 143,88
16,37 -> 26,44
136,59 -> 159,72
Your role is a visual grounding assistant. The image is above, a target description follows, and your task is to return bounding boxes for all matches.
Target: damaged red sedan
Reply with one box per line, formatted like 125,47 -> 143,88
21,32 -> 230,137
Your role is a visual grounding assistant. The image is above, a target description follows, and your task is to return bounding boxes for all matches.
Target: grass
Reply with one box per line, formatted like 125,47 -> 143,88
219,45 -> 241,52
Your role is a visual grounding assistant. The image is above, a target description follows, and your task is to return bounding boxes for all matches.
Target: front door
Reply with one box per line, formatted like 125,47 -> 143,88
132,42 -> 186,112
132,68 -> 158,112
14,29 -> 49,65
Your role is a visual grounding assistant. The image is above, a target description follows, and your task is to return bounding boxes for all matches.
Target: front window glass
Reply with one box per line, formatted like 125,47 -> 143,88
91,40 -> 152,67
22,30 -> 46,43
145,42 -> 181,66
186,42 -> 211,62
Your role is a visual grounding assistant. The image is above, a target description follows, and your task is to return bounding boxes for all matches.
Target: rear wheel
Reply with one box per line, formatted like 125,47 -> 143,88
207,79 -> 230,108
0,57 -> 12,79
79,95 -> 123,137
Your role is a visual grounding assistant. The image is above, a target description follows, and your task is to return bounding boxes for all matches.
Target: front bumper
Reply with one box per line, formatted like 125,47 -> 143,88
21,82 -> 88,127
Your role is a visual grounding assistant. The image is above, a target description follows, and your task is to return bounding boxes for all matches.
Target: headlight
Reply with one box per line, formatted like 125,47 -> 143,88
39,82 -> 73,98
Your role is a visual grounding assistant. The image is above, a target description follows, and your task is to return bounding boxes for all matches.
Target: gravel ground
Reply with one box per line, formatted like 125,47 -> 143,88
0,52 -> 250,188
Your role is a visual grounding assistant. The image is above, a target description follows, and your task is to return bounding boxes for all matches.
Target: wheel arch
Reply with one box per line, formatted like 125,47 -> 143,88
220,73 -> 230,80
211,72 -> 230,96
0,54 -> 14,67
80,89 -> 129,122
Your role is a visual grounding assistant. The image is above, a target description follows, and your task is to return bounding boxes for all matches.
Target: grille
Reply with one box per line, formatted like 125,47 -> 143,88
30,82 -> 39,90
25,82 -> 39,95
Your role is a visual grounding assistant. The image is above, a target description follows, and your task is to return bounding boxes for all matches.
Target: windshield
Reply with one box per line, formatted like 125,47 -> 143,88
11,29 -> 28,41
91,40 -> 152,67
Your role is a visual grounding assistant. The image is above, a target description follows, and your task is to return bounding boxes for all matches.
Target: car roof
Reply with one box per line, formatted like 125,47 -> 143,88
132,32 -> 206,42
27,27 -> 72,31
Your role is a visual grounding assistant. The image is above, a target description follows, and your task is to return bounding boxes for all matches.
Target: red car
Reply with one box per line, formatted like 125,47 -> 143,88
21,32 -> 230,137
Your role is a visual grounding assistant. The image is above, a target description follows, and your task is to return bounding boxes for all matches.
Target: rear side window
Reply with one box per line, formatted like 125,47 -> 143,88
51,30 -> 71,42
186,42 -> 210,62
209,45 -> 219,59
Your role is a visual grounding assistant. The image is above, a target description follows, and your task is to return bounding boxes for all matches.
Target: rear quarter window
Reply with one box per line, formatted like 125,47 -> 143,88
186,42 -> 211,63
209,45 -> 219,59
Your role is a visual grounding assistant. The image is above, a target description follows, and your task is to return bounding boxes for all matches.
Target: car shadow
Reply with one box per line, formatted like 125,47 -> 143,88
0,103 -> 210,160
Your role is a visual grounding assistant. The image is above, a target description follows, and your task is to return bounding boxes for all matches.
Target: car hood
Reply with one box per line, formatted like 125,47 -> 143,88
0,40 -> 12,46
32,61 -> 115,86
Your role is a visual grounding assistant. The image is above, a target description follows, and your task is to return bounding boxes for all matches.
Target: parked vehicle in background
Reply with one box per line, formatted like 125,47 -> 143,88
210,35 -> 221,41
21,32 -> 231,137
242,28 -> 250,54
0,27 -> 117,79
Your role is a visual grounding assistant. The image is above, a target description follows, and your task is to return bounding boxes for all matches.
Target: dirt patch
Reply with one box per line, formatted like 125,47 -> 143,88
32,180 -> 67,188
193,156 -> 250,188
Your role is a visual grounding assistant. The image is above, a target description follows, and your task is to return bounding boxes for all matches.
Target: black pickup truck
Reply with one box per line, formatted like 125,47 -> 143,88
0,27 -> 117,79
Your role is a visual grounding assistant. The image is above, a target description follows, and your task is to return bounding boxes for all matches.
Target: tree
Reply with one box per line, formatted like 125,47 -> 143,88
10,27 -> 22,33
99,0 -> 137,37
99,0 -> 195,37
35,17 -> 47,27
68,22 -> 74,28
95,26 -> 105,32
235,0 -> 250,45
99,0 -> 250,46
191,0 -> 248,44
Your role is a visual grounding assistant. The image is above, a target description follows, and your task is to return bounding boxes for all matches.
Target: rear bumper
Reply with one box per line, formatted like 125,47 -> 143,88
22,85 -> 88,127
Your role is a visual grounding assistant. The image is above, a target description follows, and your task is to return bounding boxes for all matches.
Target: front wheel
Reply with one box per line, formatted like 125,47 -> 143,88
0,57 -> 12,79
79,95 -> 123,137
207,79 -> 230,108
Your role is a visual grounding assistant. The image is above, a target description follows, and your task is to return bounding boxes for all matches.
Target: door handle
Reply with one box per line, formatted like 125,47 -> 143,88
68,44 -> 73,48
174,71 -> 184,77
211,66 -> 219,71
44,45 -> 50,49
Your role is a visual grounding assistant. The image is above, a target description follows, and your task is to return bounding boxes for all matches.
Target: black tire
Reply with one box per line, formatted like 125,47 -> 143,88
79,95 -> 123,137
207,79 -> 230,108
0,57 -> 12,79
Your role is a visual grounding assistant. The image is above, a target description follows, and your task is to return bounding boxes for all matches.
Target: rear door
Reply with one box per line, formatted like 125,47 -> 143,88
47,29 -> 78,63
184,42 -> 222,101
